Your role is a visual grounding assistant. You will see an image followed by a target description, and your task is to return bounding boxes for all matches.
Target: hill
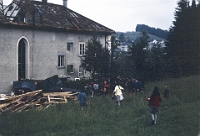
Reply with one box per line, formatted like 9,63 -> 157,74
113,31 -> 165,42
113,24 -> 168,42
136,24 -> 168,39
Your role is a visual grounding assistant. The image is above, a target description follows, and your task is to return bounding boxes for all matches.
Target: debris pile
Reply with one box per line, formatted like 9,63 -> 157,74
0,90 -> 79,114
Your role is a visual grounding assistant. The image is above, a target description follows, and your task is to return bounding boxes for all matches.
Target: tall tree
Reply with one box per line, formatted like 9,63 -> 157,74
128,31 -> 149,78
165,0 -> 200,77
110,36 -> 120,80
81,36 -> 110,78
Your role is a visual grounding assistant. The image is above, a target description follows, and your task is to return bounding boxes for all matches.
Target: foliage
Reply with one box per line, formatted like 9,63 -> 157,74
81,35 -> 110,78
0,75 -> 199,136
165,0 -> 200,77
144,44 -> 166,80
110,36 -> 120,79
111,31 -> 167,80
128,31 -> 149,78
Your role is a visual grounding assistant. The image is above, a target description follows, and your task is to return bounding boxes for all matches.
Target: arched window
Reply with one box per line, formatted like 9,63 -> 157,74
18,39 -> 26,80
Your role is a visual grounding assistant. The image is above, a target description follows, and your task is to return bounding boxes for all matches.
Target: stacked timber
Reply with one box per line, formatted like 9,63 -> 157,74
0,90 -> 79,114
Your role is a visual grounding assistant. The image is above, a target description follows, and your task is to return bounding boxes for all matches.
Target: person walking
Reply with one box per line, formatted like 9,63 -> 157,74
78,90 -> 87,111
112,81 -> 124,106
144,87 -> 162,125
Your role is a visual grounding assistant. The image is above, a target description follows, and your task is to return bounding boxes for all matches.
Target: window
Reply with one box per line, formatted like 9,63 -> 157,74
67,65 -> 74,73
79,66 -> 84,77
58,54 -> 65,68
67,42 -> 73,51
79,43 -> 85,55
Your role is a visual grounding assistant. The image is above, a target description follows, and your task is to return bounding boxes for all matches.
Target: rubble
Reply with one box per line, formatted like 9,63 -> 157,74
0,89 -> 79,114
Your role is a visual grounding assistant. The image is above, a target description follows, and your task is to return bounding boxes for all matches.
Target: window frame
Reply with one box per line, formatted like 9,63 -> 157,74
67,64 -> 74,73
57,53 -> 65,68
79,42 -> 85,56
78,66 -> 85,77
67,42 -> 74,51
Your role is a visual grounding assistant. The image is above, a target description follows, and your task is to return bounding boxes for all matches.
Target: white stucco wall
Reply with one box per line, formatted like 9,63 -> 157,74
0,27 -> 111,93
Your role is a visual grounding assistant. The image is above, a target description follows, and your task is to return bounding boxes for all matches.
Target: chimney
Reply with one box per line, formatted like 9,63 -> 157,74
63,0 -> 68,8
42,0 -> 47,5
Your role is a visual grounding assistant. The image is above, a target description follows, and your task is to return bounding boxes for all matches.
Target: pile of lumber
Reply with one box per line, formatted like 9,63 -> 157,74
0,90 -> 79,114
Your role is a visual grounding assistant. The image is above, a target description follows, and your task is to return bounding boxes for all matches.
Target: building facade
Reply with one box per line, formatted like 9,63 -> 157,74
0,0 -> 114,93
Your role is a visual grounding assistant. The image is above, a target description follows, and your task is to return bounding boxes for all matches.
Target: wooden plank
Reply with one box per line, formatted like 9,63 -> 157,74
47,95 -> 51,103
6,90 -> 42,101
2,101 -> 23,112
42,91 -> 72,97
12,104 -> 30,112
46,95 -> 68,103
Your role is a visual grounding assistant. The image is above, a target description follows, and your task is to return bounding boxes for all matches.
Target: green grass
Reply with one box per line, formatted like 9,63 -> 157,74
0,75 -> 199,136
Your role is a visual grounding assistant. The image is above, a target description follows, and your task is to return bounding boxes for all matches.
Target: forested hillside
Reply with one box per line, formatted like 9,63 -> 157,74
113,31 -> 165,42
113,24 -> 168,41
136,24 -> 168,39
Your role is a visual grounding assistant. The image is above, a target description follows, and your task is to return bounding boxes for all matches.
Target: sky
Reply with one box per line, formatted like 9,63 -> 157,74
3,0 -> 180,32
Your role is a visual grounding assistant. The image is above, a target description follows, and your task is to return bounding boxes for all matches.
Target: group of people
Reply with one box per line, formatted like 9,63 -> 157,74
77,76 -> 170,126
82,76 -> 145,97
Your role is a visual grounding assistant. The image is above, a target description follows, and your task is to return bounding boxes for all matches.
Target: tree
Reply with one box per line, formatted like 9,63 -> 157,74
165,0 -> 200,77
81,36 -> 110,78
119,33 -> 126,43
110,36 -> 120,80
128,31 -> 149,78
144,44 -> 166,80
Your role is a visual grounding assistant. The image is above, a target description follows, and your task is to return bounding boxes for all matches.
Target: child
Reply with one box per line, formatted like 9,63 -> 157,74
78,90 -> 87,111
144,86 -> 162,125
112,81 -> 124,106
163,85 -> 170,99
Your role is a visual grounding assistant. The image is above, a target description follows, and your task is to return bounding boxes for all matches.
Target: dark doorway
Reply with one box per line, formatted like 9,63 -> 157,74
18,39 -> 26,80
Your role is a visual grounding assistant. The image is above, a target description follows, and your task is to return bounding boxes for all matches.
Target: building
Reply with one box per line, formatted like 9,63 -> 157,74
148,39 -> 166,50
117,39 -> 133,52
0,0 -> 115,93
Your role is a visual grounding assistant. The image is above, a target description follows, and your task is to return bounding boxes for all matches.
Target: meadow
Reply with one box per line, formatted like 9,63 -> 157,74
0,75 -> 199,136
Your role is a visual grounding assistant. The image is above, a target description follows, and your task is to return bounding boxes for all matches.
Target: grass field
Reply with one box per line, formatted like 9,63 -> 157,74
0,75 -> 199,136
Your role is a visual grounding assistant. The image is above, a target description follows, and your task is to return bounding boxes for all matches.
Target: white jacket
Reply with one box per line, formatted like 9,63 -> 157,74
113,85 -> 124,96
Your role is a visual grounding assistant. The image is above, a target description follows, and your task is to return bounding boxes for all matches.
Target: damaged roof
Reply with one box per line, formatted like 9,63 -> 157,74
1,0 -> 115,34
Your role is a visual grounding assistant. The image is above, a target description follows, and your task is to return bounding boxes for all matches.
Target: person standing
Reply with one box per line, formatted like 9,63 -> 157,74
112,82 -> 124,106
104,80 -> 110,95
134,79 -> 142,94
78,90 -> 87,111
144,87 -> 162,125
163,85 -> 170,100
126,78 -> 134,95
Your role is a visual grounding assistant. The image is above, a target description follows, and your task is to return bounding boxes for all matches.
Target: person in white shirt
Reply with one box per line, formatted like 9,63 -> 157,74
112,82 -> 124,106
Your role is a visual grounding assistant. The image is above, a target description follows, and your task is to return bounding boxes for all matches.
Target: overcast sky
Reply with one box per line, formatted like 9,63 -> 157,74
4,0 -> 180,32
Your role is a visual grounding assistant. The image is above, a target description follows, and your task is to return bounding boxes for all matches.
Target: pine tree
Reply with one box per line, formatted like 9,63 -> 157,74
165,0 -> 200,77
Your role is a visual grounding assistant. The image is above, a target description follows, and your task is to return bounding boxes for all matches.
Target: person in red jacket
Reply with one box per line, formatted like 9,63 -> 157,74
144,86 -> 162,125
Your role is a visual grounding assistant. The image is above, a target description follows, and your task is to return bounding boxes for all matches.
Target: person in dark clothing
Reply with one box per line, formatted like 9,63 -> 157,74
134,79 -> 142,94
138,77 -> 145,91
103,80 -> 110,95
144,86 -> 162,125
126,78 -> 134,95
163,85 -> 170,99
78,90 -> 87,111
